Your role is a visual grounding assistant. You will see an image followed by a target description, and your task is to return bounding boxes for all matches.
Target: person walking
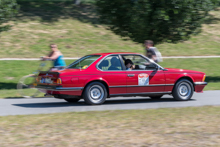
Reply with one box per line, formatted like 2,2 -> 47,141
144,40 -> 162,63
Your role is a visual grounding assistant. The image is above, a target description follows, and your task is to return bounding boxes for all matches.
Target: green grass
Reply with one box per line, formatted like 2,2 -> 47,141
1,106 -> 220,146
0,58 -> 219,98
0,2 -> 220,58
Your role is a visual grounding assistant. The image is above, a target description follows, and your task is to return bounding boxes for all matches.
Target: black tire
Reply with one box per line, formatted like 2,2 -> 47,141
150,95 -> 163,100
172,79 -> 194,101
64,98 -> 80,103
83,82 -> 107,105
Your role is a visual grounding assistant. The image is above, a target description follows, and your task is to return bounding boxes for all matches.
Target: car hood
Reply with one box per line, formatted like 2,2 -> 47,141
164,68 -> 204,74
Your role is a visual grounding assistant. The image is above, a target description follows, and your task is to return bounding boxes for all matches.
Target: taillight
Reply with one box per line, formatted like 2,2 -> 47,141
57,78 -> 62,84
202,75 -> 206,82
36,76 -> 41,83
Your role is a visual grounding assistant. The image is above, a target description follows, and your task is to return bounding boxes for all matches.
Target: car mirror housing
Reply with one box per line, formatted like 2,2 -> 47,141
154,64 -> 159,70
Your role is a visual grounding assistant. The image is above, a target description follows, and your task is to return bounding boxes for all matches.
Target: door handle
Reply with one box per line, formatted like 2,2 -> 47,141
127,74 -> 135,77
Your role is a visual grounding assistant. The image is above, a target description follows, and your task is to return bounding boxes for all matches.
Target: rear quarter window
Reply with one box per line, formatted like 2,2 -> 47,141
67,55 -> 101,69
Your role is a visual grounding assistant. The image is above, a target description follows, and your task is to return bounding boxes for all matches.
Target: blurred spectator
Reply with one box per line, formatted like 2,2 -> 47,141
144,40 -> 162,63
42,44 -> 66,70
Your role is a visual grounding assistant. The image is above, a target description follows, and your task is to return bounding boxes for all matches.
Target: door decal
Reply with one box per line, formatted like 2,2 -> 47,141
138,73 -> 149,85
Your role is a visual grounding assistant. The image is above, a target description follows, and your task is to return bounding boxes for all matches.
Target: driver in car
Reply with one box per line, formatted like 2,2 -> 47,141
125,59 -> 135,70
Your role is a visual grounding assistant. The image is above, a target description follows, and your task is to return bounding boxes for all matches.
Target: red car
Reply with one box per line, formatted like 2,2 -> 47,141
36,52 -> 207,105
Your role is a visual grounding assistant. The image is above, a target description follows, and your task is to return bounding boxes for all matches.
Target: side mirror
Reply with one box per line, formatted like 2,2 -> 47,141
148,63 -> 158,70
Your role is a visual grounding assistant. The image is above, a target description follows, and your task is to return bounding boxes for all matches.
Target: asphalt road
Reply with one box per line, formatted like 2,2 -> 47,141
0,90 -> 219,116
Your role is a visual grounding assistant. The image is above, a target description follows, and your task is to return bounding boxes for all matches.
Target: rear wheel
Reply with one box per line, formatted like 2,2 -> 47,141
54,94 -> 81,103
172,79 -> 194,101
64,98 -> 80,103
83,82 -> 107,105
17,74 -> 40,98
150,95 -> 163,100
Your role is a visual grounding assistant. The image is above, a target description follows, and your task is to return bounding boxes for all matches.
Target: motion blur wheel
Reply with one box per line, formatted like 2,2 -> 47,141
172,79 -> 194,101
17,74 -> 40,98
83,82 -> 107,105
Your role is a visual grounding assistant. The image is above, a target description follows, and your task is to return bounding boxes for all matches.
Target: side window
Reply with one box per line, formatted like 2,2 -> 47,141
122,55 -> 157,70
98,55 -> 122,71
67,55 -> 101,69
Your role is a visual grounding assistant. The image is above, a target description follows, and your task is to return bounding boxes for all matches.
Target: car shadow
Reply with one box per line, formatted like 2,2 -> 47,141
12,97 -> 196,108
5,96 -> 54,99
13,101 -> 84,108
104,97 -> 196,105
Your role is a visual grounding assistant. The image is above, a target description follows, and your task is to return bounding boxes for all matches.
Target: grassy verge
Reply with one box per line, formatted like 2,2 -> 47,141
0,106 -> 220,146
0,58 -> 219,98
0,2 -> 220,57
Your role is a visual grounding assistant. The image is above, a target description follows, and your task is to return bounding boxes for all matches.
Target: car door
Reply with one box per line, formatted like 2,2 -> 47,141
97,55 -> 127,95
121,54 -> 165,94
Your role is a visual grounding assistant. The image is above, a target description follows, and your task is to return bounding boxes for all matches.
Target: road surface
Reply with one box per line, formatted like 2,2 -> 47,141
0,90 -> 219,116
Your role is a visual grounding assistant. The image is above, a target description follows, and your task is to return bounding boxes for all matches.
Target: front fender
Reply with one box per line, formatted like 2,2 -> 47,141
174,73 -> 195,84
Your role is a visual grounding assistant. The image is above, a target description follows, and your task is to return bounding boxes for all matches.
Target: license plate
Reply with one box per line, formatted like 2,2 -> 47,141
40,78 -> 53,84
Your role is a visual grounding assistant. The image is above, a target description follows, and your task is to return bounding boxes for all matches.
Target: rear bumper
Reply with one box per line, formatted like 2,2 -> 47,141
194,82 -> 208,92
36,85 -> 84,96
36,85 -> 83,91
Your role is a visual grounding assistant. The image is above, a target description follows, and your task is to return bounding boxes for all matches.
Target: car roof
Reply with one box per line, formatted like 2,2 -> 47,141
90,52 -> 140,56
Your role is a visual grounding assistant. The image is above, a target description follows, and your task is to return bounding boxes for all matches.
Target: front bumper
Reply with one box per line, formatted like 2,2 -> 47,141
194,82 -> 208,92
194,82 -> 208,85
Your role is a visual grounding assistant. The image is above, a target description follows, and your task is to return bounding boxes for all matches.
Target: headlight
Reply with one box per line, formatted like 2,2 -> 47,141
202,75 -> 206,82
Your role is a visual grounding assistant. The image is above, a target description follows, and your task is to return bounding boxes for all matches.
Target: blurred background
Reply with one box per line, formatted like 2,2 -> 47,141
1,0 -> 219,98
0,1 -> 220,146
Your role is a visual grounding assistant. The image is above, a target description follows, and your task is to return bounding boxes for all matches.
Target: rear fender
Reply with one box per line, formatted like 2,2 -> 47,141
83,77 -> 110,97
84,77 -> 110,87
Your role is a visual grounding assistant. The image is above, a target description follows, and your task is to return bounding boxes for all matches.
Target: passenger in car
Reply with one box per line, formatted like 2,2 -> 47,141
108,57 -> 121,70
125,59 -> 135,70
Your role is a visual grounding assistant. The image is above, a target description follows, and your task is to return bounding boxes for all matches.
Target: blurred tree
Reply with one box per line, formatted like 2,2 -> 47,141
97,0 -> 220,44
74,0 -> 81,5
0,0 -> 18,32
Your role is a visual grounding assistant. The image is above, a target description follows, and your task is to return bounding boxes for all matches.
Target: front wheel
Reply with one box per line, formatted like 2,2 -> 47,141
172,79 -> 194,101
17,74 -> 40,98
83,82 -> 107,105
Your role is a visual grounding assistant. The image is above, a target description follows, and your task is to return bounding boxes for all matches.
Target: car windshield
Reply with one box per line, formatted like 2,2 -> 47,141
67,55 -> 101,69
